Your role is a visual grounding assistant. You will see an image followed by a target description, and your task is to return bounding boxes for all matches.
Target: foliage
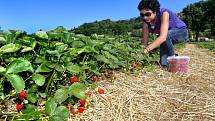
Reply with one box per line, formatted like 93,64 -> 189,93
72,18 -> 142,37
195,41 -> 215,51
0,27 -> 157,120
181,0 -> 214,41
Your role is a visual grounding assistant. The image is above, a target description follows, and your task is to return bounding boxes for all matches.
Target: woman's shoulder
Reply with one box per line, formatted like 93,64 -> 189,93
160,8 -> 172,14
159,8 -> 176,17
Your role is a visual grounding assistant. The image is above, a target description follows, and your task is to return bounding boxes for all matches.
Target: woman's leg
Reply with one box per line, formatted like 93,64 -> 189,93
159,37 -> 174,67
159,28 -> 188,67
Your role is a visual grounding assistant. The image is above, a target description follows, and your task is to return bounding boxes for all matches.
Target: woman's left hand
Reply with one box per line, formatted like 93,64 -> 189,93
144,49 -> 148,54
143,47 -> 150,54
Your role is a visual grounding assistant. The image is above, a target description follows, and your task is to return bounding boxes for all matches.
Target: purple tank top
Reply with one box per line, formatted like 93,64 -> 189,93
148,8 -> 187,34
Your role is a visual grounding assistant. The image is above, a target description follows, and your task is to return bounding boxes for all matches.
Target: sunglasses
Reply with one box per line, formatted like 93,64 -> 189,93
140,12 -> 152,17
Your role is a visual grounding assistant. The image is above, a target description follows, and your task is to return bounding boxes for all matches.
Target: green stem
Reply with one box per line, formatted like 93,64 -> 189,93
4,115 -> 7,121
4,90 -> 16,101
24,74 -> 33,82
98,63 -> 105,71
45,69 -> 56,94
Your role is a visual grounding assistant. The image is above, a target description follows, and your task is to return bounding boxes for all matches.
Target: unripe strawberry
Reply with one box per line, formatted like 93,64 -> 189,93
67,105 -> 71,111
86,91 -> 92,98
70,76 -> 78,84
16,103 -> 23,112
71,109 -> 79,116
23,99 -> 29,104
19,90 -> 26,100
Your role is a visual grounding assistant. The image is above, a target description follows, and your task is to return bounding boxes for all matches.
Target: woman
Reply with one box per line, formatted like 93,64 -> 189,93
138,0 -> 188,68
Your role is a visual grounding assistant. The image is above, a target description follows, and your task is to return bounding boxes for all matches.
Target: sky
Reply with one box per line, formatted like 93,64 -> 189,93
0,0 -> 201,34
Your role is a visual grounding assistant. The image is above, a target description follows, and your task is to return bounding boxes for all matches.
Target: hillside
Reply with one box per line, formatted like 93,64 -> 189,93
72,18 -> 142,37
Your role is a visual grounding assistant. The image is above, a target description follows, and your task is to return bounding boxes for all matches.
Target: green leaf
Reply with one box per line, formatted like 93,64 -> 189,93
95,55 -> 111,64
22,104 -> 39,114
46,62 -> 56,68
103,51 -> 119,62
72,41 -> 85,48
38,92 -> 47,98
6,74 -> 25,92
77,46 -> 99,54
54,88 -> 68,104
38,41 -> 48,47
53,26 -> 67,32
17,104 -> 41,120
55,64 -> 65,72
32,74 -> 46,86
50,106 -> 70,121
69,82 -> 86,100
6,58 -> 34,74
21,46 -> 33,53
45,98 -> 57,116
61,54 -> 72,62
35,31 -> 48,39
0,37 -> 6,43
0,43 -> 21,54
27,93 -> 38,103
46,50 -> 60,57
56,44 -> 68,53
35,56 -> 46,64
27,84 -> 38,93
35,62 -> 52,73
0,66 -> 6,73
68,48 -> 78,58
65,64 -> 80,74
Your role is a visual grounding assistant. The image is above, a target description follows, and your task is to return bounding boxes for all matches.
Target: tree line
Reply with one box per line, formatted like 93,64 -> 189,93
72,0 -> 214,41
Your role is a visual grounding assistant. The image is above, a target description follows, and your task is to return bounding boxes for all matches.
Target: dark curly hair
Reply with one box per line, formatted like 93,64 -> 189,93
138,0 -> 160,13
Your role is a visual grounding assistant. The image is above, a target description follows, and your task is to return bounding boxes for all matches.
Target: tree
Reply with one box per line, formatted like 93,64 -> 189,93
181,1 -> 208,41
205,0 -> 215,36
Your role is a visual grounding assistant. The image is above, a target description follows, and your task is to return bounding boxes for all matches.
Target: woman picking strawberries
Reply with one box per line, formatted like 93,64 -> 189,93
138,0 -> 188,68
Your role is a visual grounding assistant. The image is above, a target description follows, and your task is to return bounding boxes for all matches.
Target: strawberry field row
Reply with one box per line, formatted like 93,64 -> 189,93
0,27 -> 157,120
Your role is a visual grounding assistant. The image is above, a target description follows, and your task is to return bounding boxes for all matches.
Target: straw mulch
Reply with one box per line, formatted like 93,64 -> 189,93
76,44 -> 215,121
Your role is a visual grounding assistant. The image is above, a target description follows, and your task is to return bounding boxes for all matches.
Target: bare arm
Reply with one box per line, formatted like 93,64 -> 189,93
142,20 -> 149,46
144,11 -> 169,53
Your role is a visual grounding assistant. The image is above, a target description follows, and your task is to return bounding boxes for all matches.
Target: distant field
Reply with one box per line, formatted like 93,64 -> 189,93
194,41 -> 215,51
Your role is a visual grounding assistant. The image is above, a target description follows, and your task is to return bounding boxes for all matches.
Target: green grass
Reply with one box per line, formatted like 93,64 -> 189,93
175,42 -> 186,50
194,41 -> 215,51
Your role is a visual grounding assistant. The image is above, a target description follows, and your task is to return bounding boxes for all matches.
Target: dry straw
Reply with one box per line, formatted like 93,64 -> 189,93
1,44 -> 215,121
76,44 -> 215,121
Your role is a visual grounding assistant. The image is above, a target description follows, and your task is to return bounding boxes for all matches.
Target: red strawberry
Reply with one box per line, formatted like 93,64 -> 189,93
99,75 -> 104,80
79,100 -> 86,106
19,90 -> 26,100
108,71 -> 113,75
71,109 -> 79,115
70,76 -> 78,83
78,107 -> 85,113
92,76 -> 99,82
98,88 -> 105,94
104,73 -> 109,77
16,103 -> 23,112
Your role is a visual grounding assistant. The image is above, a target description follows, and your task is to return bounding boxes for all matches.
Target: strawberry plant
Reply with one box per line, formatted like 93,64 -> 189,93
0,26 -> 157,120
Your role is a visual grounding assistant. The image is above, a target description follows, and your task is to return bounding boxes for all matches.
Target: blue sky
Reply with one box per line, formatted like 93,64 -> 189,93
0,0 -> 201,34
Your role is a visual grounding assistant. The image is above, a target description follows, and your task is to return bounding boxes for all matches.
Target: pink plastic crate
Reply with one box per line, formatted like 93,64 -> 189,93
167,56 -> 190,74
